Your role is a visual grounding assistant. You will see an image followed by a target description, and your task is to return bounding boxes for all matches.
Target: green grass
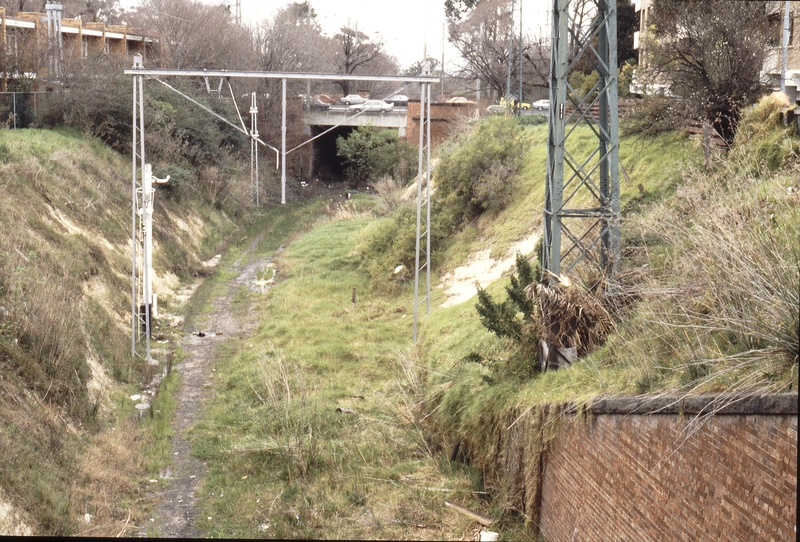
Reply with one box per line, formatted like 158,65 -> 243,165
187,211 -> 491,539
4,94 -> 793,538
181,117 -> 755,537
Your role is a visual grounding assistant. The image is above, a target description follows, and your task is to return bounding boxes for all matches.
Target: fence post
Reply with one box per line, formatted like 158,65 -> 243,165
13,92 -> 17,129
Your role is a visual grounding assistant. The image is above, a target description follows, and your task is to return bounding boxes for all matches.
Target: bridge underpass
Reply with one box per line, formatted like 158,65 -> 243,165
302,106 -> 408,182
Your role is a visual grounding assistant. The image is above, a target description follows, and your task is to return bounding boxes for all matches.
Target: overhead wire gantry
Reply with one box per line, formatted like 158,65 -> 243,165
126,56 -> 438,360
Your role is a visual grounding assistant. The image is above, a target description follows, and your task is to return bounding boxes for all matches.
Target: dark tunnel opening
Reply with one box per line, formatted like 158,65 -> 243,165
310,125 -> 355,184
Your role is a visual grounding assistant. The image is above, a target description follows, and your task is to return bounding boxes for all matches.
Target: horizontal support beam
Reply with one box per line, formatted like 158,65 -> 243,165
124,68 -> 439,84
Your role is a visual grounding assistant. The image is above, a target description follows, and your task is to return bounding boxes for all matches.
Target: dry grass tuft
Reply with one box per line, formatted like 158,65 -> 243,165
607,133 -> 799,394
372,175 -> 405,215
526,277 -> 616,358
71,422 -> 146,537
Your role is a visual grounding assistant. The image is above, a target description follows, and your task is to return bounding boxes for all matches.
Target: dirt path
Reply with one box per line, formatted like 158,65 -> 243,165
146,235 -> 275,538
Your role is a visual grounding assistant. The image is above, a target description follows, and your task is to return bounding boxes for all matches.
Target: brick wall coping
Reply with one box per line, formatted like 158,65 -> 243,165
582,391 -> 797,416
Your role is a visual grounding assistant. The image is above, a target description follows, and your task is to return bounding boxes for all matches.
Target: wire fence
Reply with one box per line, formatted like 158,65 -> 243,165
0,92 -> 59,129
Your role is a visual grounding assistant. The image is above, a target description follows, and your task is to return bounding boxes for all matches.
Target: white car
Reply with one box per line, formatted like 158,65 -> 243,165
388,94 -> 409,106
350,99 -> 394,112
340,94 -> 366,105
532,99 -> 550,110
446,96 -> 476,104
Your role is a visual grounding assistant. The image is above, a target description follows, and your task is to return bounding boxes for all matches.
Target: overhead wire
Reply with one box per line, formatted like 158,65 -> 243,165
150,76 -> 280,167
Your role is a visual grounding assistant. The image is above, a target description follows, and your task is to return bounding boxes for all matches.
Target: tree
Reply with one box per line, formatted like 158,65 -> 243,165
254,2 -> 329,74
332,24 -> 395,95
132,0 -> 255,70
0,0 -> 39,13
61,0 -> 122,23
400,57 -> 440,77
642,0 -> 770,142
336,127 -> 416,187
0,1 -> 124,22
252,3 -> 333,171
444,0 -> 480,20
447,0 -> 549,98
447,0 -> 516,96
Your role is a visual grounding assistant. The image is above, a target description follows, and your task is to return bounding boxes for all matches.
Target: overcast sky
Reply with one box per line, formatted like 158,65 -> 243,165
120,0 -> 551,70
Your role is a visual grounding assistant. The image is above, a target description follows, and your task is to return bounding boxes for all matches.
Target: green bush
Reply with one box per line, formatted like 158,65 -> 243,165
356,202 -> 420,286
336,127 -> 417,187
517,114 -> 547,126
433,115 -> 524,234
473,251 -> 543,379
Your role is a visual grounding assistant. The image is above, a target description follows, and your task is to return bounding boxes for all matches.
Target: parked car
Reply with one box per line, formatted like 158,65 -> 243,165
499,96 -> 530,110
340,94 -> 366,105
532,99 -> 550,110
299,94 -> 330,111
310,97 -> 331,111
388,94 -> 409,106
315,94 -> 335,104
350,99 -> 394,112
446,96 -> 476,104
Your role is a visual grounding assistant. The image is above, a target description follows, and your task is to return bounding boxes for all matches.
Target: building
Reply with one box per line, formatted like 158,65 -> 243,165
0,5 -> 157,91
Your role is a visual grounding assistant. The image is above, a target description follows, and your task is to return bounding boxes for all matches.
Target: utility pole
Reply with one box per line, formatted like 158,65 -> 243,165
227,0 -> 241,25
250,92 -> 259,206
414,63 -> 433,342
441,22 -> 446,101
781,0 -> 790,94
281,77 -> 287,204
506,0 -> 515,104
518,0 -> 524,111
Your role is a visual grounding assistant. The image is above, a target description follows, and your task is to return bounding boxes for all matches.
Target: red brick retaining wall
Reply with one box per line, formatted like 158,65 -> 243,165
406,100 -> 476,148
538,395 -> 797,541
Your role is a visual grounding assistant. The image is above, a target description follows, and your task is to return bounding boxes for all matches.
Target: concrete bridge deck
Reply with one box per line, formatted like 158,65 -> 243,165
302,106 -> 407,136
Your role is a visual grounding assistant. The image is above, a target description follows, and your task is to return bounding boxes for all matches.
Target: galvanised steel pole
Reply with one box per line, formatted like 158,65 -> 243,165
281,78 -> 287,205
599,0 -> 620,273
131,58 -> 139,357
413,82 -> 427,342
425,83 -> 431,315
543,0 -> 569,280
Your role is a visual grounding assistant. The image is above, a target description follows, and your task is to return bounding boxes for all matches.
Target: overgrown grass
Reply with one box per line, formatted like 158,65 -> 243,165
406,95 -> 796,533
187,211 -> 492,539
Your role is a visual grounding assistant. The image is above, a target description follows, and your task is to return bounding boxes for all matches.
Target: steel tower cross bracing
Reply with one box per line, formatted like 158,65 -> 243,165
544,0 -> 620,281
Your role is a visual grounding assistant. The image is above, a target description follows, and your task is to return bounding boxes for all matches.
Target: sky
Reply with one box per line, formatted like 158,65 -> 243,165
119,0 -> 551,71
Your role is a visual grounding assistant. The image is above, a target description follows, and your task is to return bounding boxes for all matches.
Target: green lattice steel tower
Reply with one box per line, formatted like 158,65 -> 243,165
544,0 -> 620,281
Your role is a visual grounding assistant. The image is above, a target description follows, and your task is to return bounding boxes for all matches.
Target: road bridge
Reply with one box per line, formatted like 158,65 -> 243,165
302,105 -> 408,137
